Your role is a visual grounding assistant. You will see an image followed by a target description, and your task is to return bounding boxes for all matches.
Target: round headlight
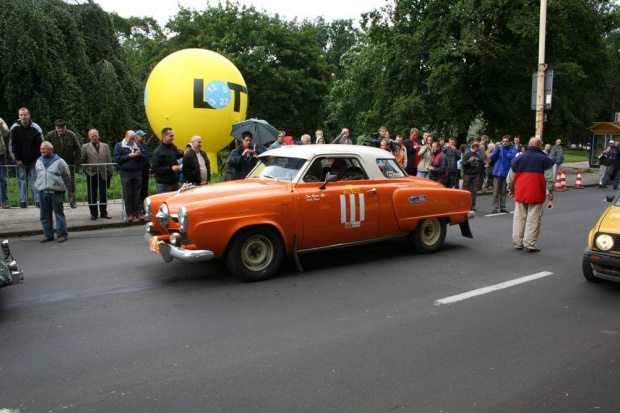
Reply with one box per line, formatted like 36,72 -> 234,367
595,233 -> 614,251
156,203 -> 169,228
178,206 -> 188,233
144,198 -> 152,220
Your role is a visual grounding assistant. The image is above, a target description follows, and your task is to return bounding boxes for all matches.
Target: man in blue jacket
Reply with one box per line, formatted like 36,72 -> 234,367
489,135 -> 517,213
114,130 -> 147,222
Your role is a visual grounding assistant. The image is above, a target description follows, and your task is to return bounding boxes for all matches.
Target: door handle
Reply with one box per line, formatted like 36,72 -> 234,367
367,188 -> 377,194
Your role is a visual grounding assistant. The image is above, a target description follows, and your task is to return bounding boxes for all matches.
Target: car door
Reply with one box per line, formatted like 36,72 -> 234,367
296,157 -> 380,250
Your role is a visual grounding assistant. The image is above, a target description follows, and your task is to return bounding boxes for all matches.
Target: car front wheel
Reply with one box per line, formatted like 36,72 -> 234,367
225,227 -> 284,282
582,257 -> 601,283
408,218 -> 447,254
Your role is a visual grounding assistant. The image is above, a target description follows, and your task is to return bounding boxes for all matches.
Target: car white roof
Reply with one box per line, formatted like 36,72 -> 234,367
258,144 -> 396,162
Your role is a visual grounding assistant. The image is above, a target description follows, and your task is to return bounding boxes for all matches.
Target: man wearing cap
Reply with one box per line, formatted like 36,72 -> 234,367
135,130 -> 151,205
151,127 -> 183,193
46,119 -> 81,208
8,107 -> 43,208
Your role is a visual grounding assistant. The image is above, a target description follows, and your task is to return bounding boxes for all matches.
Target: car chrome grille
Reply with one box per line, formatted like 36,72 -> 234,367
614,235 -> 620,252
182,234 -> 193,245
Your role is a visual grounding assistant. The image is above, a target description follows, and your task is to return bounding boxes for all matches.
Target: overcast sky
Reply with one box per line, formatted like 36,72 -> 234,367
97,0 -> 390,26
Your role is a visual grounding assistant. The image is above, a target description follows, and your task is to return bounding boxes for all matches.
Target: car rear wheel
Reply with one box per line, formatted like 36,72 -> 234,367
225,227 -> 284,282
582,257 -> 601,283
408,218 -> 446,254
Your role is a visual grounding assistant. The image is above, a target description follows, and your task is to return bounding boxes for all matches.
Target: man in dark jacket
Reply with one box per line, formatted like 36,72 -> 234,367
229,132 -> 260,180
135,130 -> 151,204
151,127 -> 183,193
45,119 -> 81,208
182,136 -> 210,186
114,130 -> 147,222
461,143 -> 482,211
507,137 -> 555,252
403,128 -> 421,176
8,107 -> 44,208
443,137 -> 461,188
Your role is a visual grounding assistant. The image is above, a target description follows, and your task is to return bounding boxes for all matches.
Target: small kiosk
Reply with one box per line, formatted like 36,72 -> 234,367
589,121 -> 620,166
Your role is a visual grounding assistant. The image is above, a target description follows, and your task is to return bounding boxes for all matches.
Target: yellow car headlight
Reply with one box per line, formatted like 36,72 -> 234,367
595,233 -> 614,251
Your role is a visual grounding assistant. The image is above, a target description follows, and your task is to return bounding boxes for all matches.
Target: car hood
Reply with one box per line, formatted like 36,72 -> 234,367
163,179 -> 290,211
597,205 -> 620,233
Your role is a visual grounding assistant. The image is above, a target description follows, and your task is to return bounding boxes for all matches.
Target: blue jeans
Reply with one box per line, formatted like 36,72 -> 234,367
0,154 -> 8,203
40,191 -> 67,239
17,164 -> 38,204
156,182 -> 179,194
416,171 -> 430,178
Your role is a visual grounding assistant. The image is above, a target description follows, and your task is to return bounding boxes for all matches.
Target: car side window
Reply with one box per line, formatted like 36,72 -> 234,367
377,159 -> 406,178
302,157 -> 369,182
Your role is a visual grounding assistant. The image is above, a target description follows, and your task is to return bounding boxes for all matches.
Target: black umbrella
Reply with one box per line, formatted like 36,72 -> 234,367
230,119 -> 279,147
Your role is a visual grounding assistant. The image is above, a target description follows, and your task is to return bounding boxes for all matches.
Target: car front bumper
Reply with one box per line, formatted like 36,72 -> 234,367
145,232 -> 214,264
583,247 -> 620,282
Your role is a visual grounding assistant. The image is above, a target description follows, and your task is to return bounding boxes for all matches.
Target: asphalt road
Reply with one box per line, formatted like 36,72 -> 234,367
1,187 -> 619,412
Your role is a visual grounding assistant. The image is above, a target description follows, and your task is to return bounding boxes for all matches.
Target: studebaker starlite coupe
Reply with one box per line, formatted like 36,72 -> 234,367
1,240 -> 24,289
145,145 -> 474,282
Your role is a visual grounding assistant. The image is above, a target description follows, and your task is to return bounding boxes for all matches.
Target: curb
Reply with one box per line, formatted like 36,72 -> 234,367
3,220 -> 146,239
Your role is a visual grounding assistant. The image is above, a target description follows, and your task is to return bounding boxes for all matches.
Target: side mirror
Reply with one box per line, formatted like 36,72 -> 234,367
606,195 -> 615,203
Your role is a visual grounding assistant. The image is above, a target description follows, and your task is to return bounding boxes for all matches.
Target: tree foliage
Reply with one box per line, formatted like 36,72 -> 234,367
0,0 -> 142,144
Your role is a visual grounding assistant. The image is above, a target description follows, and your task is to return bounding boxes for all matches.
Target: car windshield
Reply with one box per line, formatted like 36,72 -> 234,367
248,156 -> 307,181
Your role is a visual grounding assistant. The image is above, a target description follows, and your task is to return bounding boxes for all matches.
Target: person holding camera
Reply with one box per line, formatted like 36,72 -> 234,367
229,131 -> 260,180
114,130 -> 148,221
416,134 -> 433,178
462,142 -> 482,211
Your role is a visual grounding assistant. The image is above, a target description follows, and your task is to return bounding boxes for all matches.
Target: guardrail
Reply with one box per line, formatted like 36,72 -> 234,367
0,163 -> 124,209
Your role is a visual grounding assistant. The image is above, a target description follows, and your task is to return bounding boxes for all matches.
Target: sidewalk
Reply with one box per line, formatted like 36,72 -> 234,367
0,200 -> 140,239
0,162 -> 601,239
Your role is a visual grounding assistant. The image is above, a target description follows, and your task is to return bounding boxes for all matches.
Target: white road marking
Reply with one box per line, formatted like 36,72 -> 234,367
434,271 -> 554,306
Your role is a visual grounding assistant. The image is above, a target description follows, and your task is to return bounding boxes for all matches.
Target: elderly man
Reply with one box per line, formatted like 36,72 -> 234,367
82,129 -> 114,220
8,107 -> 43,208
152,127 -> 183,194
549,138 -> 564,178
114,130 -> 147,222
182,135 -> 210,186
507,137 -> 555,252
300,134 -> 312,145
35,142 -> 71,243
45,119 -> 82,208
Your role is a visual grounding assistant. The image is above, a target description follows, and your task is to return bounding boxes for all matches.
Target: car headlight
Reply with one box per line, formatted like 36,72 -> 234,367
144,198 -> 152,220
595,233 -> 614,251
156,203 -> 169,228
178,206 -> 188,233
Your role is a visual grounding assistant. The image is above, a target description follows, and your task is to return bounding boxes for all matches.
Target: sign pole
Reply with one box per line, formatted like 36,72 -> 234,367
535,0 -> 548,139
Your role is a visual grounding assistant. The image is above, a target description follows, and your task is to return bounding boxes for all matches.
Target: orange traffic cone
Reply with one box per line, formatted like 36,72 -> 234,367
574,169 -> 584,189
554,171 -> 565,192
560,170 -> 568,191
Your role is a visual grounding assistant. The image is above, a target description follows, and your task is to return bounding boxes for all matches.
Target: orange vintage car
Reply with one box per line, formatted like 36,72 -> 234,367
144,145 -> 474,281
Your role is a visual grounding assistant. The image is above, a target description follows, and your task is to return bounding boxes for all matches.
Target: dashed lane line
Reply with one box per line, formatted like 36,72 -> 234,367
434,271 -> 555,306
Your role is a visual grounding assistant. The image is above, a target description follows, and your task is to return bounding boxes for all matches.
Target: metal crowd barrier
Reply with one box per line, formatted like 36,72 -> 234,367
0,163 -> 125,209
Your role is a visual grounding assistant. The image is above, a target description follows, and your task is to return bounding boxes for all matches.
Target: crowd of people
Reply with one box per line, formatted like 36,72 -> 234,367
1,106 -> 616,249
0,107 -> 213,242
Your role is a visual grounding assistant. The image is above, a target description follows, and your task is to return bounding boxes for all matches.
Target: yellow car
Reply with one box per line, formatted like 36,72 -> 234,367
583,193 -> 620,282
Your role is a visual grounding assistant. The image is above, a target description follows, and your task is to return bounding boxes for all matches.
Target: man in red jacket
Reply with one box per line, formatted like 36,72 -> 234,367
507,137 -> 555,252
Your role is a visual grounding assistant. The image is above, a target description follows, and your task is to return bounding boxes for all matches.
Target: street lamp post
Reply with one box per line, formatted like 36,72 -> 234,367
535,0 -> 548,139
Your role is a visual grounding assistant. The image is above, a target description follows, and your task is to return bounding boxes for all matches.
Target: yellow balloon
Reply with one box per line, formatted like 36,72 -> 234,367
145,48 -> 248,172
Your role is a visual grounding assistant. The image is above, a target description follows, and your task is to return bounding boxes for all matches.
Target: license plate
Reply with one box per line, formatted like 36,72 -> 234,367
149,236 -> 160,254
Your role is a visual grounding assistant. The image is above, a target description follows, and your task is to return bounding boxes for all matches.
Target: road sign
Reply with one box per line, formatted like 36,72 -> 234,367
531,70 -> 553,110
